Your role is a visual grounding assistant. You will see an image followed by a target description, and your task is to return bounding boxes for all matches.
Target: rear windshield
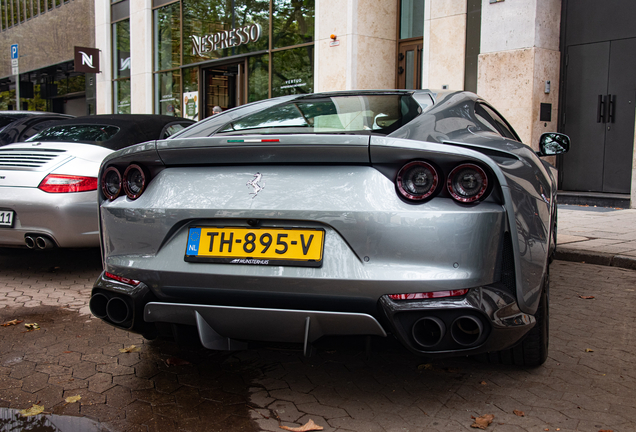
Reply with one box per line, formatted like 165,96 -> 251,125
27,125 -> 120,144
216,95 -> 421,136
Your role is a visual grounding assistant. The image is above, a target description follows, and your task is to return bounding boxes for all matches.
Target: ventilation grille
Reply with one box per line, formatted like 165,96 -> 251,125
0,148 -> 67,169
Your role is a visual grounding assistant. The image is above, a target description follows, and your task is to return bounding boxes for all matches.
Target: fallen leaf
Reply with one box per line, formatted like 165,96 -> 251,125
513,409 -> 525,417
470,414 -> 494,429
280,419 -> 324,431
165,357 -> 190,366
119,345 -> 141,353
480,381 -> 487,385
598,430 -> 614,432
579,295 -> 595,299
24,323 -> 40,331
1,319 -> 23,326
585,348 -> 594,352
418,363 -> 434,370
63,351 -> 72,354
65,395 -> 81,404
19,404 -> 44,417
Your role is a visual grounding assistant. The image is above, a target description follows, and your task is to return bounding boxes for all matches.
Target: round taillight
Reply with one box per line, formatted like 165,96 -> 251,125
396,161 -> 439,201
101,167 -> 122,200
447,163 -> 488,203
122,164 -> 147,200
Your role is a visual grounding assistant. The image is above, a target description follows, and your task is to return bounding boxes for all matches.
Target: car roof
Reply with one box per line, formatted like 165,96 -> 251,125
30,114 -> 195,150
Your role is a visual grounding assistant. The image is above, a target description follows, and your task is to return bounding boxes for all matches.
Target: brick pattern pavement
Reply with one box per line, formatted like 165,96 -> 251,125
1,249 -> 635,432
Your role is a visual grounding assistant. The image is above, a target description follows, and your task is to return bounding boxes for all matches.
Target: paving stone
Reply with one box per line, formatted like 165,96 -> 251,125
72,360 -> 97,379
104,384 -> 134,409
21,372 -> 50,393
88,372 -> 116,394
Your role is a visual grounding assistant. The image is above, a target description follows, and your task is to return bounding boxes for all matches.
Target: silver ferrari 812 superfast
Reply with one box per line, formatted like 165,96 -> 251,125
90,90 -> 569,366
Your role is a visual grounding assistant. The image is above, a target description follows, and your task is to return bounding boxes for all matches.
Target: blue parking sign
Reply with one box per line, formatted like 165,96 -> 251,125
10,44 -> 18,60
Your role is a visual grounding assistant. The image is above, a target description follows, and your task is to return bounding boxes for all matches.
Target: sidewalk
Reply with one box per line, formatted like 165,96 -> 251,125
555,204 -> 636,270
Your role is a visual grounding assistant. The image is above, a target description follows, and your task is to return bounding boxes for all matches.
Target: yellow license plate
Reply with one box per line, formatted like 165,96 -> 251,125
184,226 -> 325,267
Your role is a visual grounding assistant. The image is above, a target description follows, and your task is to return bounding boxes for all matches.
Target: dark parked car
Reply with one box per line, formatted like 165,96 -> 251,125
0,114 -> 195,249
90,91 -> 569,366
0,113 -> 75,146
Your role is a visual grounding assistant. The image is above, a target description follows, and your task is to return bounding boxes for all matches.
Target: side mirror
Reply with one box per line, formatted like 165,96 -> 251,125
537,132 -> 570,156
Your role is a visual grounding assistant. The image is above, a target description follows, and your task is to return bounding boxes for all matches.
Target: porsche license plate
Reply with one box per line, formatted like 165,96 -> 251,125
0,210 -> 14,228
185,227 -> 325,267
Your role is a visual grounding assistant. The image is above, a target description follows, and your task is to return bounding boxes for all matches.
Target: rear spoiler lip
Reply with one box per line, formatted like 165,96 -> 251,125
156,134 -> 372,166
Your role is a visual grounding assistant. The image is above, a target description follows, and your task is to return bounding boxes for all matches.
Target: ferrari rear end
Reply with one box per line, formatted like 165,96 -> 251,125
91,91 -> 554,365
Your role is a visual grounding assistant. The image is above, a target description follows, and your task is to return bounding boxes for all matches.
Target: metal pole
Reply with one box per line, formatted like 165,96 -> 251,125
15,73 -> 20,109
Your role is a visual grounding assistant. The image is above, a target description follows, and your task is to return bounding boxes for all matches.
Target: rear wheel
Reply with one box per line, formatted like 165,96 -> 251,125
478,274 -> 549,367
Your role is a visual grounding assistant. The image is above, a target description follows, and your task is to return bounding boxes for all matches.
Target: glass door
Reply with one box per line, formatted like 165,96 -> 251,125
203,62 -> 245,118
397,41 -> 422,89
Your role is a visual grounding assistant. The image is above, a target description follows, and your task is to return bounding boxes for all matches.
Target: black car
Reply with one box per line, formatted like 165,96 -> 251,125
0,113 -> 75,146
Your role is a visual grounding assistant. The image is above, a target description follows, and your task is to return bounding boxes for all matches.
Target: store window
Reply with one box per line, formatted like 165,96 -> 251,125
154,2 -> 180,72
155,70 -> 181,116
272,0 -> 314,49
152,0 -> 315,119
272,46 -> 313,97
400,0 -> 424,39
182,0 -> 269,65
113,19 -> 131,114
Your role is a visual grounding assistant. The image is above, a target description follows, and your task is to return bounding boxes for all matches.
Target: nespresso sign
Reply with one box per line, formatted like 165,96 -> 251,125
74,46 -> 100,73
191,24 -> 262,57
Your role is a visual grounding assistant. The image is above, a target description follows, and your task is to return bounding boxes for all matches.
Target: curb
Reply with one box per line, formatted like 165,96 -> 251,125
555,247 -> 636,271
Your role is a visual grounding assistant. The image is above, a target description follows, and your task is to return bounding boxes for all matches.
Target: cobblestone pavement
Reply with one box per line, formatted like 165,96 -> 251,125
0,248 -> 634,432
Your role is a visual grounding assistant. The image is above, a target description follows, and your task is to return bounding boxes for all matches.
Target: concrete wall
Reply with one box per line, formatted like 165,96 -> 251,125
0,0 -> 94,78
314,0 -> 397,92
477,0 -> 561,150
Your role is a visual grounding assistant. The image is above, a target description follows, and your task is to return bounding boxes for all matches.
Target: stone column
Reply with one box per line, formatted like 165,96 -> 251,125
423,0 -> 467,90
94,0 -> 112,114
130,0 -> 154,114
315,0 -> 397,92
477,0 -> 561,150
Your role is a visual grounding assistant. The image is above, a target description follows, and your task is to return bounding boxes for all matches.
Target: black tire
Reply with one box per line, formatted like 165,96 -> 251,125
477,274 -> 549,367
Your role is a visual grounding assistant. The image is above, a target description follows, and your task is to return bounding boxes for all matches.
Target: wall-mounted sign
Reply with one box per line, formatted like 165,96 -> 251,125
74,46 -> 100,73
191,24 -> 262,57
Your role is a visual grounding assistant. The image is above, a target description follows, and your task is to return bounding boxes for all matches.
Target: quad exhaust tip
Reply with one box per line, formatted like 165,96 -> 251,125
106,296 -> 131,324
451,315 -> 484,347
412,316 -> 446,348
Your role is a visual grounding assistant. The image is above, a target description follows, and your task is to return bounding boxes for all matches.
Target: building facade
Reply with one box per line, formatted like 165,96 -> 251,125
87,0 -> 634,208
0,0 -> 95,115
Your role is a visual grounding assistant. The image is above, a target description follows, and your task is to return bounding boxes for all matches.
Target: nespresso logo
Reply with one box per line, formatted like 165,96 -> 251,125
191,24 -> 262,57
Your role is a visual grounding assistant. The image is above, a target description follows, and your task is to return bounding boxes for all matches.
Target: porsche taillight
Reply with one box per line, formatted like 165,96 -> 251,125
447,163 -> 489,203
38,174 -> 98,193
